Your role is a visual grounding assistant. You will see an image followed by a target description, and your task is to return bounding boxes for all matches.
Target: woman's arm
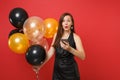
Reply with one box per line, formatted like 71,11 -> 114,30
70,33 -> 85,60
60,33 -> 86,60
33,33 -> 56,71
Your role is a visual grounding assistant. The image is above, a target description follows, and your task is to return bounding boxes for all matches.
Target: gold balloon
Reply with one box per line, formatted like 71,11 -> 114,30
23,16 -> 46,42
43,18 -> 58,38
8,33 -> 29,54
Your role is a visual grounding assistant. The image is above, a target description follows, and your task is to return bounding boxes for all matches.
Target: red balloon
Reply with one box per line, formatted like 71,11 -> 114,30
30,38 -> 49,52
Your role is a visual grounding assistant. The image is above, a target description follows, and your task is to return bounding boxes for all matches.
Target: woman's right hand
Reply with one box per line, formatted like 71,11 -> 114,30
32,65 -> 41,73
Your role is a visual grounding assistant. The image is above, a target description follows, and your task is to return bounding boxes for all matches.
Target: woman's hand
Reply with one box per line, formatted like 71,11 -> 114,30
32,65 -> 41,73
60,40 -> 71,51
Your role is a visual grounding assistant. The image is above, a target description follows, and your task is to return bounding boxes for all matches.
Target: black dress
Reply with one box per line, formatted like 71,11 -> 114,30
52,32 -> 80,80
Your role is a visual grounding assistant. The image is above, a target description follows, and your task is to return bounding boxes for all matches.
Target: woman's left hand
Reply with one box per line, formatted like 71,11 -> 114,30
60,40 -> 71,51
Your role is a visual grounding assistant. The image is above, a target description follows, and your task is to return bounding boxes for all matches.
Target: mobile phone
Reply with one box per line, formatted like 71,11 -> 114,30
61,39 -> 68,45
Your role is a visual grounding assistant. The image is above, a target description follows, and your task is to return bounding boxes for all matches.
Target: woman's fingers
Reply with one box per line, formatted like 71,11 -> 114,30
60,41 -> 70,50
32,65 -> 41,72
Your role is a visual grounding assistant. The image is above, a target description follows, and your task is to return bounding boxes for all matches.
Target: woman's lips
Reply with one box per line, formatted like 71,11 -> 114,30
65,26 -> 68,28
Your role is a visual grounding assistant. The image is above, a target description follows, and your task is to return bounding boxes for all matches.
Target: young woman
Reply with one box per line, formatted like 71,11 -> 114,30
33,12 -> 86,80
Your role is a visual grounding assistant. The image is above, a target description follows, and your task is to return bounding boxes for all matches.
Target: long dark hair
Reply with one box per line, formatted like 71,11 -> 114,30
53,12 -> 75,48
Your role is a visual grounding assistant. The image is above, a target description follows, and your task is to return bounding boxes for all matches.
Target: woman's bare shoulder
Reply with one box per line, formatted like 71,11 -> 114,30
73,32 -> 81,40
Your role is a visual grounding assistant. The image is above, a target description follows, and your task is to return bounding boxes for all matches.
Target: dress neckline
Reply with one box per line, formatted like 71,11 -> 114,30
61,32 -> 72,40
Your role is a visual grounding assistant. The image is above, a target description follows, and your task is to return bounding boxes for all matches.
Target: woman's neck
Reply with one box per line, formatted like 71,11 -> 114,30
62,30 -> 71,39
63,30 -> 71,34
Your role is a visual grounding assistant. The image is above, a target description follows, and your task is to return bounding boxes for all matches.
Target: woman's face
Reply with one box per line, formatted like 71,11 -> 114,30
62,15 -> 73,31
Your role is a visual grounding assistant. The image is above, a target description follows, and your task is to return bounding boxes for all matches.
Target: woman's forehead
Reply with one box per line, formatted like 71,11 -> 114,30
63,15 -> 71,20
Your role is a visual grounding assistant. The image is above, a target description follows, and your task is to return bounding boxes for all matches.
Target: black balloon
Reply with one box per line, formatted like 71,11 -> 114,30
9,7 -> 28,29
8,28 -> 23,38
25,45 -> 46,66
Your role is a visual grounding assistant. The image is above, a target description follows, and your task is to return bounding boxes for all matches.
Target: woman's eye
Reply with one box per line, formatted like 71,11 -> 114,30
68,20 -> 70,22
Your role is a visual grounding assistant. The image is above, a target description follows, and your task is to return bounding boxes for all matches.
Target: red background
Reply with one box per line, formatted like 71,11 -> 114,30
0,0 -> 120,80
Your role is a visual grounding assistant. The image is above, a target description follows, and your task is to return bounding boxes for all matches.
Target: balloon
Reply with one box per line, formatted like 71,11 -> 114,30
8,28 -> 23,38
23,16 -> 46,42
43,18 -> 58,38
8,33 -> 29,54
31,38 -> 49,52
25,45 -> 46,66
9,7 -> 28,29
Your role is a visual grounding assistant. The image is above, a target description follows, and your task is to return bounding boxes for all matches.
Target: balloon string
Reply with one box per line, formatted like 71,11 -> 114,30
36,71 -> 39,80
